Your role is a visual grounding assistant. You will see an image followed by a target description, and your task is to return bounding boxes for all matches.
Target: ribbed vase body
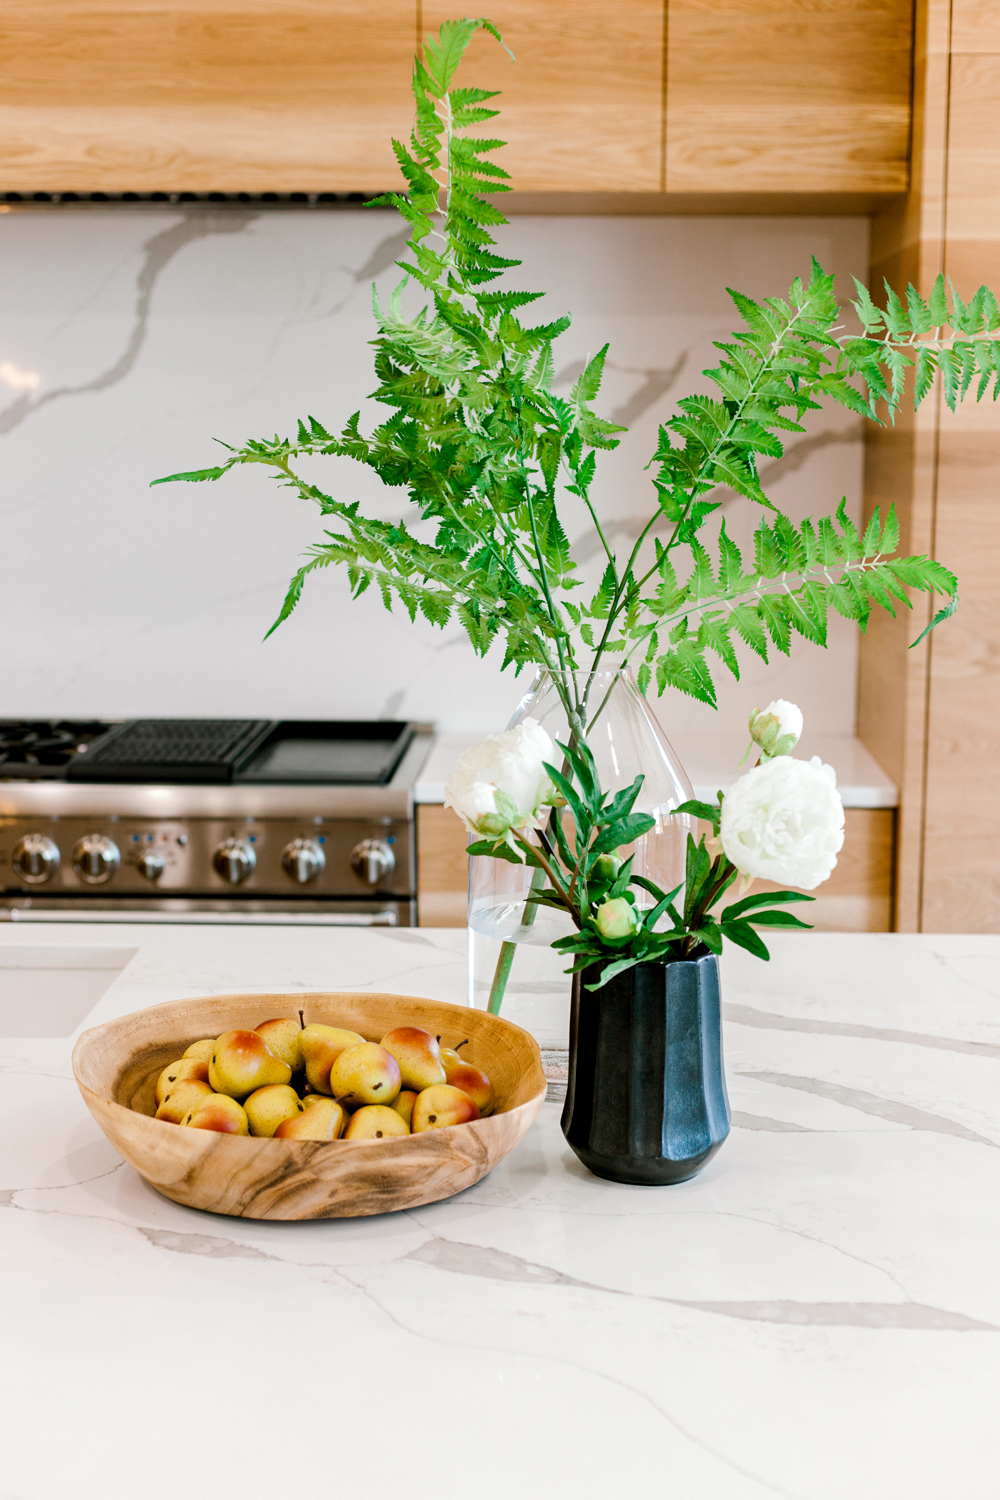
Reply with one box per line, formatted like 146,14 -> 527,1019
561,956 -> 731,1185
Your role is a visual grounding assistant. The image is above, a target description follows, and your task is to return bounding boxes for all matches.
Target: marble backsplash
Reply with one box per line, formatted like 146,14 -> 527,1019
0,205 -> 867,739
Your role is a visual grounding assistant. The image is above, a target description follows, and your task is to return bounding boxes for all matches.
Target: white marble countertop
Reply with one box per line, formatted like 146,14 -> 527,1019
416,732 -> 898,809
2,923 -> 998,1499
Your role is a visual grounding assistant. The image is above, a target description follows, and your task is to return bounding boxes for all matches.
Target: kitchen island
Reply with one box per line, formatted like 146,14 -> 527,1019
2,924 -> 998,1499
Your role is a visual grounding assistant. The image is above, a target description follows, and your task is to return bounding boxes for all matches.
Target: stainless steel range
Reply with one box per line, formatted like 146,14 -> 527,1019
0,719 -> 431,925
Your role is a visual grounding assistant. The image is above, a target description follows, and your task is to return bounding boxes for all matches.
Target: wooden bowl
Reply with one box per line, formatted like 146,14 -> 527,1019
72,991 -> 546,1220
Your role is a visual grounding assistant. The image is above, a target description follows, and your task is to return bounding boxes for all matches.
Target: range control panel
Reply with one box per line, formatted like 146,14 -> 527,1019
0,816 -> 414,899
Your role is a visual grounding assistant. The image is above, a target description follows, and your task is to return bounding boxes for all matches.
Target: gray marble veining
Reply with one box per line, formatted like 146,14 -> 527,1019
0,208 -> 867,736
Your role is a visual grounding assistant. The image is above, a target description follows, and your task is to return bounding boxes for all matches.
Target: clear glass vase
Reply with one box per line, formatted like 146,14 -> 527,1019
468,667 -> 695,1011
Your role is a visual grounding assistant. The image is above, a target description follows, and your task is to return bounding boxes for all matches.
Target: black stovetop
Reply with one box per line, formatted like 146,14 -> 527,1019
0,719 -> 416,786
0,720 -> 115,777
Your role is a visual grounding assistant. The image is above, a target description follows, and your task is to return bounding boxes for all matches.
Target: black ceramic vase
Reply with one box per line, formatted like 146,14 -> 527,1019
561,954 -> 730,1185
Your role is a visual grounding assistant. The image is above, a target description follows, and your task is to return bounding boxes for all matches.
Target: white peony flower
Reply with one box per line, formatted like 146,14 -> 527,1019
720,755 -> 845,891
748,699 -> 804,760
444,719 -> 557,837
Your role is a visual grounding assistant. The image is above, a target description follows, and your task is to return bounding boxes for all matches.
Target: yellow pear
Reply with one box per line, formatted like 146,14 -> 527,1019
328,1043 -> 401,1108
299,1024 -> 366,1094
182,1038 -> 217,1062
208,1030 -> 292,1100
390,1090 -> 418,1129
244,1083 -> 305,1137
181,1094 -> 249,1134
275,1098 -> 346,1140
437,1039 -> 469,1071
442,1059 -> 495,1117
301,1093 -> 326,1108
411,1084 -> 480,1133
380,1026 -> 446,1091
254,1017 -> 304,1073
344,1105 -> 409,1141
155,1056 -> 210,1106
155,1078 -> 213,1125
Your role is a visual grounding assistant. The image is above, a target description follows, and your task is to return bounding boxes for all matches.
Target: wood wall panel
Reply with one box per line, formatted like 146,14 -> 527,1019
420,0 -> 664,193
0,2 -> 416,192
920,33 -> 1000,930
665,0 -> 913,195
859,0 -> 1000,932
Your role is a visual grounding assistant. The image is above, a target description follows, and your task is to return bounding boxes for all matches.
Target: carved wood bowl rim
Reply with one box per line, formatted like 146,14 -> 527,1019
72,990 -> 547,1221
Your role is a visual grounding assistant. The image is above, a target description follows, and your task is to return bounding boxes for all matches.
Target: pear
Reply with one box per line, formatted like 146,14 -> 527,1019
155,1078 -> 213,1125
328,1043 -> 401,1108
275,1098 -> 346,1140
437,1050 -> 470,1074
390,1090 -> 418,1129
380,1026 -> 446,1091
411,1084 -> 480,1133
255,1017 -> 304,1073
344,1105 -> 409,1141
442,1059 -> 495,1117
181,1094 -> 249,1134
299,1024 -> 366,1094
244,1083 -> 305,1137
208,1030 -> 292,1100
155,1056 -> 210,1106
183,1038 -> 217,1062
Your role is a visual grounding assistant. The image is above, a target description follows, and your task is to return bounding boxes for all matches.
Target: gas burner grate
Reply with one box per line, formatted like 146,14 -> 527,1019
0,720 -> 114,771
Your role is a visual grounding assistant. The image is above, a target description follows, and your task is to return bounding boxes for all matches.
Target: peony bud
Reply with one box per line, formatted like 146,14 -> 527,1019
748,700 -> 804,761
594,896 -> 641,944
590,853 -> 622,884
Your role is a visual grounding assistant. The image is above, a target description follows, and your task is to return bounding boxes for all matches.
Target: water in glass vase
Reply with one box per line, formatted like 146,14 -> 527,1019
467,667 -> 694,1011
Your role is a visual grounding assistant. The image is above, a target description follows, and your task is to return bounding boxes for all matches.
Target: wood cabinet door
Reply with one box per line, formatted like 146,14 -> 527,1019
666,0 -> 913,196
0,1 -> 417,193
421,0 -> 665,193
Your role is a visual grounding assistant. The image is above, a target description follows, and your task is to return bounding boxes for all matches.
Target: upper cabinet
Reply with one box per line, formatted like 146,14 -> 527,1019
0,1 -> 417,193
666,0 -> 914,197
0,0 -> 913,198
421,0 -> 665,193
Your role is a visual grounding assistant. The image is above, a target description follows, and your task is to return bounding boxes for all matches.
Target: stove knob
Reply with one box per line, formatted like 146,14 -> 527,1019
11,834 -> 60,885
73,835 -> 120,885
136,849 -> 165,882
282,838 -> 325,885
350,838 -> 395,887
213,837 -> 256,885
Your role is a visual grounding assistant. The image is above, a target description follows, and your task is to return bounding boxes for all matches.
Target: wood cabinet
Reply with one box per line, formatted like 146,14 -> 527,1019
0,1 -> 416,193
0,0 -> 914,198
417,802 -> 895,932
421,0 -> 665,193
665,0 -> 913,198
859,0 -> 1000,932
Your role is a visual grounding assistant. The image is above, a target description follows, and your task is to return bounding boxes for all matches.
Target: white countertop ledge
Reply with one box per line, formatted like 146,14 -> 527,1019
416,731 -> 898,809
2,922 -> 997,1500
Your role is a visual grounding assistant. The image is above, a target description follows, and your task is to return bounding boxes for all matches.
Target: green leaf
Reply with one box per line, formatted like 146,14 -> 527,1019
151,464 -> 233,485
722,890 -> 813,919
909,592 -> 959,648
672,799 -> 721,829
719,919 -> 771,960
591,813 -> 656,855
583,956 -> 643,991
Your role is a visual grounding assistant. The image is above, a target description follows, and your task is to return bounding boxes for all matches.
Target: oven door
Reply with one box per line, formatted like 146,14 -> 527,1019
0,896 -> 414,926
